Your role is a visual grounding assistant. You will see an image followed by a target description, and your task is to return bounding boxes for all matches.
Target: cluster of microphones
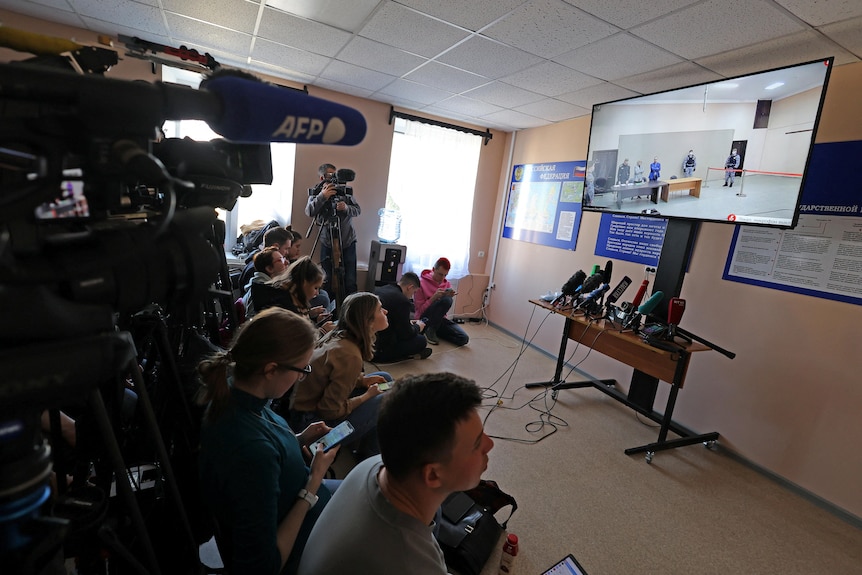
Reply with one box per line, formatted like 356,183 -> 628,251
551,261 -> 687,344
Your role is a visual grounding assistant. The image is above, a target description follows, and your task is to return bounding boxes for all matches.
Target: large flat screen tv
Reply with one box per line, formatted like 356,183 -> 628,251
582,57 -> 833,229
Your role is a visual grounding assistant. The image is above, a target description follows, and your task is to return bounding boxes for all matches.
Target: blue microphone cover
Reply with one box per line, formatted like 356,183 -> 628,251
203,76 -> 367,145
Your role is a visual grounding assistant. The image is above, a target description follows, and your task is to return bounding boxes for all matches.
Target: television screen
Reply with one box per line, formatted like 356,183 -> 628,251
582,58 -> 833,229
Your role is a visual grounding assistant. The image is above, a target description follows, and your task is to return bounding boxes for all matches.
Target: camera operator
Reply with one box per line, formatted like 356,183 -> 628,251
305,163 -> 361,297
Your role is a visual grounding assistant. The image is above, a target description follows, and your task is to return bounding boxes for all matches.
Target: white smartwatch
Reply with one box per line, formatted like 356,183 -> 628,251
297,488 -> 319,508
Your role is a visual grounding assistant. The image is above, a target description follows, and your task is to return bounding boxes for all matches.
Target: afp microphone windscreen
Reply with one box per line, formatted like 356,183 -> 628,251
202,75 -> 368,145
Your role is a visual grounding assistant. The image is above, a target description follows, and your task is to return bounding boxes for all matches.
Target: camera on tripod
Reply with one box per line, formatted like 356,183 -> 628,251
308,168 -> 356,215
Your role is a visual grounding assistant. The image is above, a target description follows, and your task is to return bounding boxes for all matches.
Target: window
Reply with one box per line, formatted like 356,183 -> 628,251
160,67 -> 295,252
385,117 -> 481,278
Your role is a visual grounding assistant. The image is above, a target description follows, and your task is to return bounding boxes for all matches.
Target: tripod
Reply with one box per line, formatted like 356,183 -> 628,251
307,199 -> 346,310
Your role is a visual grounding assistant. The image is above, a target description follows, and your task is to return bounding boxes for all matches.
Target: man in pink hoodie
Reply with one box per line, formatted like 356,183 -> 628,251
413,257 -> 469,346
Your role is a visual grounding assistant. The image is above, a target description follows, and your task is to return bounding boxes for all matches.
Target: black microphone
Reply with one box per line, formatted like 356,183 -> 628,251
551,270 -> 586,306
579,272 -> 604,295
606,275 -> 632,306
603,260 -> 613,285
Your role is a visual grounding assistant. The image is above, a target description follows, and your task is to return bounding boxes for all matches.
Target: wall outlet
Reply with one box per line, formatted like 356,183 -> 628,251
478,250 -> 485,258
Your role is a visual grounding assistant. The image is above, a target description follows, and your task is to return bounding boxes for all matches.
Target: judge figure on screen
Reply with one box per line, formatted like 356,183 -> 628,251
649,157 -> 661,181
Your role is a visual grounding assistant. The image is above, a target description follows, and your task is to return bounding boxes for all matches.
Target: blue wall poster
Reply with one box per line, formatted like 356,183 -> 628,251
723,141 -> 862,306
502,161 -> 585,250
594,214 -> 667,267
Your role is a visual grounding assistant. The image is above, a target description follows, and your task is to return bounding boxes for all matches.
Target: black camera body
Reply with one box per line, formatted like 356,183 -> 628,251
308,168 -> 356,221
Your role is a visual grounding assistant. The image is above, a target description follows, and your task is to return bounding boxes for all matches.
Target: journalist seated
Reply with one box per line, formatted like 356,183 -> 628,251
373,272 -> 432,362
297,372 -> 494,575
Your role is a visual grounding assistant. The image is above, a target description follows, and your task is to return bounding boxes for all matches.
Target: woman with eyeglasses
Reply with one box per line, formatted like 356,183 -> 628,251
196,308 -> 339,575
286,292 -> 392,461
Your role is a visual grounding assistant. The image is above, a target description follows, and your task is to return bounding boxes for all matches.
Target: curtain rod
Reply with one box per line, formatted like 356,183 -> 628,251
389,107 -> 493,145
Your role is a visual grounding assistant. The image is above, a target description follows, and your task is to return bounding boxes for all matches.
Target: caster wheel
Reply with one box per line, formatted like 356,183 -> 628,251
704,440 -> 718,450
645,451 -> 654,464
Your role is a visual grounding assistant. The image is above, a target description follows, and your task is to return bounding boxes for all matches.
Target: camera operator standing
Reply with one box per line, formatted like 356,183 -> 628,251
305,163 -> 361,300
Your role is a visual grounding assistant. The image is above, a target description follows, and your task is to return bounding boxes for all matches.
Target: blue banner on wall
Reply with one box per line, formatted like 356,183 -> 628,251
594,214 -> 667,266
723,141 -> 862,306
502,161 -> 584,250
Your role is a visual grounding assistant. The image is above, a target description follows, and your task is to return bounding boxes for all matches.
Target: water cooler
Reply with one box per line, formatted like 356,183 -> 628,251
366,240 -> 406,291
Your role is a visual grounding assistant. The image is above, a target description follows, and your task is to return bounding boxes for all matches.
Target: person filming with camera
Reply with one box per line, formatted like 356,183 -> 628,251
305,163 -> 361,300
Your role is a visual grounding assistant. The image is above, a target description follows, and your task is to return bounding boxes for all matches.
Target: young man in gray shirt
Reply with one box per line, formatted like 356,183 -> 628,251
298,372 -> 494,575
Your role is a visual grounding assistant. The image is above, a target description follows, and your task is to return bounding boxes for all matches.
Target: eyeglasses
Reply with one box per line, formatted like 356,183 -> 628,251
279,364 -> 312,381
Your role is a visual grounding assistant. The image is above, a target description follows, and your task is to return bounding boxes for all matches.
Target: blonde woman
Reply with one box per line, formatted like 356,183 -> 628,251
287,292 -> 392,460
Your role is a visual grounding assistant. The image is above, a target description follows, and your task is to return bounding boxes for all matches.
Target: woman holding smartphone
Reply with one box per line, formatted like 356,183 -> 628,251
413,256 -> 469,347
196,308 -> 339,575
286,292 -> 393,461
250,256 -> 335,335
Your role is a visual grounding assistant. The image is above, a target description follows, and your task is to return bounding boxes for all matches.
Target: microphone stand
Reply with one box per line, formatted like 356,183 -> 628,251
674,326 -> 736,359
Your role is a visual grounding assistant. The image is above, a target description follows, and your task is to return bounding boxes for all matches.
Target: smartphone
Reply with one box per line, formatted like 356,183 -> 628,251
377,381 -> 393,392
315,313 -> 332,327
309,421 -> 354,453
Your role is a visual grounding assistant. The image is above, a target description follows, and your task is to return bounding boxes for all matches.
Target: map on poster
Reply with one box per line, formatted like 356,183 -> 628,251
502,161 -> 585,250
723,141 -> 862,306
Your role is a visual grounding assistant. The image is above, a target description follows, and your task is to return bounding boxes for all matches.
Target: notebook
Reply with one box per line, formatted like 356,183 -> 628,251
541,553 -> 589,575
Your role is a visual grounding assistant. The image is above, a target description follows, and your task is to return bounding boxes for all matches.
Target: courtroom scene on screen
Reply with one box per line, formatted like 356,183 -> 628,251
583,58 -> 832,228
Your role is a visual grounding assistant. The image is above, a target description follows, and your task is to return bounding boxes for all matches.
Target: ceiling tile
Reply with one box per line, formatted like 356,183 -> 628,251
462,81 -> 546,108
696,30 -> 857,78
500,60 -> 603,97
631,0 -> 806,60
431,95 -> 504,117
265,0 -> 382,32
67,0 -> 165,36
554,33 -> 683,81
161,0 -> 259,34
556,82 -> 641,108
257,7 -> 352,57
320,59 -> 397,91
483,0 -> 619,59
313,77 -> 374,99
774,0 -> 862,27
515,97 -> 590,122
379,78 -> 454,105
247,59 -> 316,84
615,61 -> 722,95
338,36 -> 426,76
480,108 -> 547,130
404,61 -> 489,94
393,0 -> 525,32
251,38 -> 332,76
165,13 -> 254,57
818,16 -> 862,57
437,36 -> 542,79
570,0 -> 701,30
359,1 -> 469,59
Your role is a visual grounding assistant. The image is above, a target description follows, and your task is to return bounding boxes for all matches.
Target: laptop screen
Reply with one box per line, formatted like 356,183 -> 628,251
542,554 -> 589,575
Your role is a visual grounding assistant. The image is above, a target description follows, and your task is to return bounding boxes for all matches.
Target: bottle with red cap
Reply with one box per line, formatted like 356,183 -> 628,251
498,533 -> 519,574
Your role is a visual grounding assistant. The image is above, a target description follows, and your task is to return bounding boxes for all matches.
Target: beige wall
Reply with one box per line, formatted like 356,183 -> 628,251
490,62 -> 862,520
3,8 -> 860,521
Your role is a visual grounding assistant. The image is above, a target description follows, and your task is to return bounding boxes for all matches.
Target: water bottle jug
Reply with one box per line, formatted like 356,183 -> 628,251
377,208 -> 401,243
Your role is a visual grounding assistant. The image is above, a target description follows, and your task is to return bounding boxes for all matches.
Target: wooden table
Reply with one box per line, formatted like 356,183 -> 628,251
661,177 -> 702,202
527,299 -> 718,462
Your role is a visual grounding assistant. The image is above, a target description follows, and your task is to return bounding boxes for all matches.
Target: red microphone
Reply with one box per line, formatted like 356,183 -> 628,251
667,297 -> 686,339
631,279 -> 649,308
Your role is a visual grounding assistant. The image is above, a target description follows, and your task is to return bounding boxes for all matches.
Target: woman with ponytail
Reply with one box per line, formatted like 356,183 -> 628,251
197,308 -> 338,575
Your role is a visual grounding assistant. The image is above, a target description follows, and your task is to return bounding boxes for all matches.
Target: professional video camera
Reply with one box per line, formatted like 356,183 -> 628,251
0,62 -> 263,574
308,168 -> 356,203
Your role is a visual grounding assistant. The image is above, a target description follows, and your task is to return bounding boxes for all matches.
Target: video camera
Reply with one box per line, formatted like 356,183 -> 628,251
308,168 -> 356,221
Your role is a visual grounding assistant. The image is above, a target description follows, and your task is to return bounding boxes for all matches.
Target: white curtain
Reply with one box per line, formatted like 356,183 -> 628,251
385,118 -> 481,279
